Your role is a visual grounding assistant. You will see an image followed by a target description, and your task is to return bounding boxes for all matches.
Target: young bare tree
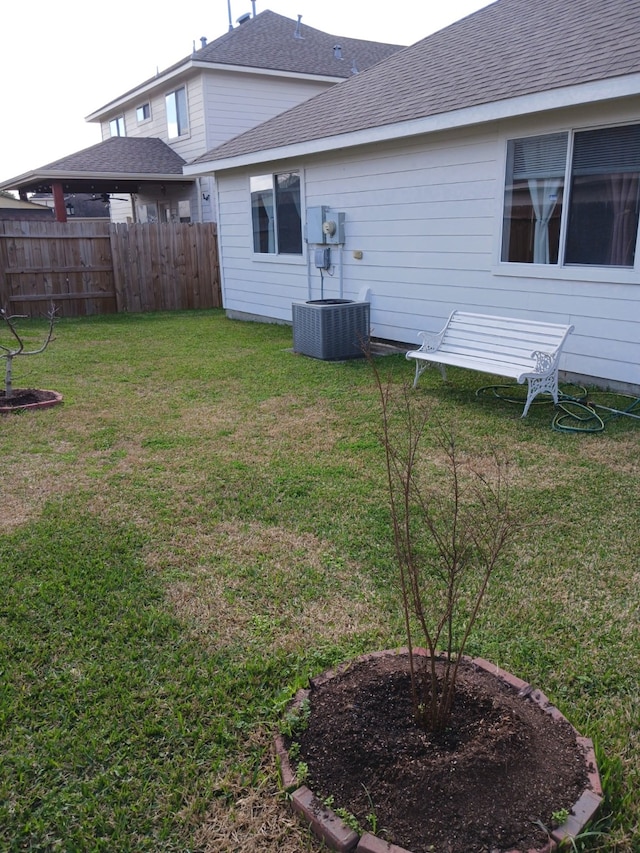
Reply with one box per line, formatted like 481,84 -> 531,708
1,304 -> 57,398
372,361 -> 514,731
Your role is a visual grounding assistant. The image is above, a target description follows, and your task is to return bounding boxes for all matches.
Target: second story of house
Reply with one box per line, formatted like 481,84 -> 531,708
0,8 -> 404,226
84,10 -> 405,167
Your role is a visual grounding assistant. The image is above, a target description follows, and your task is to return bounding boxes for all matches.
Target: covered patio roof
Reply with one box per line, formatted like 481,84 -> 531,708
0,137 -> 194,220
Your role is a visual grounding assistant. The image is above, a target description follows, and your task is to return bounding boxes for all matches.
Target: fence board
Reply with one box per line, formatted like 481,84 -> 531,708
0,220 -> 221,317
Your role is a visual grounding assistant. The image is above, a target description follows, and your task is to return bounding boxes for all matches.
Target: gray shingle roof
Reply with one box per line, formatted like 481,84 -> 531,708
193,10 -> 403,77
0,196 -> 51,211
40,137 -> 186,175
95,10 -> 404,114
193,0 -> 640,165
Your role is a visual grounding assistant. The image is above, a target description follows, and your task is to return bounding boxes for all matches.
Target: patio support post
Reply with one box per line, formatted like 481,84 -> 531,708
52,182 -> 67,222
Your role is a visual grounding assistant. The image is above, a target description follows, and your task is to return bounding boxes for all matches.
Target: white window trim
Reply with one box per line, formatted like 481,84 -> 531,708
249,169 -> 306,261
165,87 -> 190,139
492,260 -> 640,285
109,115 -> 126,137
494,122 -> 640,281
251,253 -> 308,265
136,103 -> 152,124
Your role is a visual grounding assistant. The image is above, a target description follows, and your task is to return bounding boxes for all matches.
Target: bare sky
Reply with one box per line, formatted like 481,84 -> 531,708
1,0 -> 493,183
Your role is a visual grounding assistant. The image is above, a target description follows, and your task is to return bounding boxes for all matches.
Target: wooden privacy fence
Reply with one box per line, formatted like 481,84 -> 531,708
0,220 -> 221,317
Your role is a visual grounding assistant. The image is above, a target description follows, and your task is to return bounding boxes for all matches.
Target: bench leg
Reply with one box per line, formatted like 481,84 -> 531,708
522,390 -> 535,418
522,374 -> 559,417
412,360 -> 446,389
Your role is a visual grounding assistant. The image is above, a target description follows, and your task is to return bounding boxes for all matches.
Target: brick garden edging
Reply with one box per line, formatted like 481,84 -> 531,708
0,390 -> 63,414
274,648 -> 603,853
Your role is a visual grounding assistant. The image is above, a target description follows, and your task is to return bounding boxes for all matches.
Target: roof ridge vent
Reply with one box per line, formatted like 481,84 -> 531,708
294,14 -> 304,39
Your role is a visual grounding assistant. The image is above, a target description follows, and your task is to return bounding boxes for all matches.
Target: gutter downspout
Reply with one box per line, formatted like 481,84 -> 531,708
214,175 -> 226,308
197,177 -> 204,222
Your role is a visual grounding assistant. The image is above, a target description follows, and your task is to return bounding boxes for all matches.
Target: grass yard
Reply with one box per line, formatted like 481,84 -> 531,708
1,309 -> 638,852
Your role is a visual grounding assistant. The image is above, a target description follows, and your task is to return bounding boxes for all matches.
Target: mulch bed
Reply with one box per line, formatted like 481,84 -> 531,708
0,389 -> 60,410
292,653 -> 588,853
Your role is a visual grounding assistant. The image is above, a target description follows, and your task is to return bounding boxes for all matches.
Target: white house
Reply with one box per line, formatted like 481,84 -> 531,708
185,0 -> 640,393
0,10 -> 401,224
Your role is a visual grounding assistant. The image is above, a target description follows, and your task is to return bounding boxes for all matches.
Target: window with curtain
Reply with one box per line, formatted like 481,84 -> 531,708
166,88 -> 188,138
502,124 -> 640,268
250,172 -> 302,255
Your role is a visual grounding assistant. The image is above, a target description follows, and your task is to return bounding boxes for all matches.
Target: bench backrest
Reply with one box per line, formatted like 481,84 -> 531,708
440,311 -> 574,369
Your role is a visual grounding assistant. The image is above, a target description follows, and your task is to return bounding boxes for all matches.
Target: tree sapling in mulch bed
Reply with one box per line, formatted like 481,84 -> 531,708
282,361 -> 599,853
0,304 -> 59,409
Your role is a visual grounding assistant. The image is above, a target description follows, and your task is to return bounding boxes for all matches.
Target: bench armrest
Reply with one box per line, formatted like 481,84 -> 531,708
415,327 -> 447,353
530,348 -> 559,375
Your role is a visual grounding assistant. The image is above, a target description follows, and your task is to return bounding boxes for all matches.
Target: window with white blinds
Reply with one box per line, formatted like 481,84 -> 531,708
502,124 -> 640,268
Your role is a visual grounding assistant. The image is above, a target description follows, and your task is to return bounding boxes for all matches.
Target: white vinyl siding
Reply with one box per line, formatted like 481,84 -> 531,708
201,71 -> 331,151
215,103 -> 640,391
120,82 -> 200,148
95,69 -> 336,223
217,174 -> 306,318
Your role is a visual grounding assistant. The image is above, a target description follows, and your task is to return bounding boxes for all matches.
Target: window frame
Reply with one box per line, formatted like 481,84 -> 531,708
178,200 -> 191,223
165,87 -> 189,139
136,102 -> 151,124
109,115 -> 126,137
249,170 -> 305,259
499,122 -> 640,274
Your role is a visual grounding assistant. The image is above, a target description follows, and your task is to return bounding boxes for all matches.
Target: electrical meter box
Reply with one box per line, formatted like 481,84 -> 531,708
306,207 -> 345,245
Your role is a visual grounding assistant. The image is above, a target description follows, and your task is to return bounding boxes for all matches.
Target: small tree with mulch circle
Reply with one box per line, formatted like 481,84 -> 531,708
1,304 -> 57,399
372,359 -> 515,731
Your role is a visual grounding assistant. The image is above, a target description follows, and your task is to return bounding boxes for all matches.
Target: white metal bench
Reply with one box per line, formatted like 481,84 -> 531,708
406,311 -> 574,417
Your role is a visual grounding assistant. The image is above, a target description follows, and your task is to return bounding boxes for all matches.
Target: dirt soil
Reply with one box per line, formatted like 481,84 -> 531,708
0,389 -> 57,408
293,654 -> 588,853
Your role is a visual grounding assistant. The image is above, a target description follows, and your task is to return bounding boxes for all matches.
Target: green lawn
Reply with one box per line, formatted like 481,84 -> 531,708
1,310 -> 638,852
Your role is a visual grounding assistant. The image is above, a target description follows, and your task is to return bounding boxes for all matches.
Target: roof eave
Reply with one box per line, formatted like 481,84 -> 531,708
0,170 -> 195,192
85,59 -> 346,123
0,169 -> 43,191
85,61 -> 194,122
192,61 -> 347,82
184,72 -> 640,175
43,170 -> 194,182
